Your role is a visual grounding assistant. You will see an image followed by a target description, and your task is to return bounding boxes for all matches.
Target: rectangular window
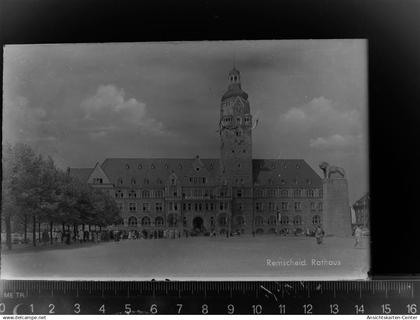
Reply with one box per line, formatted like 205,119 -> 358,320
237,189 -> 242,198
155,202 -> 163,212
187,203 -> 192,211
294,202 -> 302,211
143,203 -> 150,212
268,202 -> 275,212
281,202 -> 288,211
318,202 -> 323,211
310,202 -> 316,211
256,202 -> 263,212
210,203 -> 215,211
129,203 -> 136,212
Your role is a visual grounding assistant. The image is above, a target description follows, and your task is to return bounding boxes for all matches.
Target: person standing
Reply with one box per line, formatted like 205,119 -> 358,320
315,225 -> 325,244
354,225 -> 362,247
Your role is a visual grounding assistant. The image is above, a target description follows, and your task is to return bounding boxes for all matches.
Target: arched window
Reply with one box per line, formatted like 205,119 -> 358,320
280,216 -> 289,225
155,216 -> 164,226
235,215 -> 245,225
142,190 -> 150,198
141,216 -> 151,226
128,190 -> 136,198
268,215 -> 277,225
308,189 -> 315,197
293,215 -> 302,225
312,215 -> 321,225
155,190 -> 164,198
281,189 -> 288,197
128,216 -> 137,227
255,216 -> 264,226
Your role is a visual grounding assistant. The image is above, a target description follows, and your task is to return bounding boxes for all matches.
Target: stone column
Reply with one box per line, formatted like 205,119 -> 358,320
323,177 -> 352,237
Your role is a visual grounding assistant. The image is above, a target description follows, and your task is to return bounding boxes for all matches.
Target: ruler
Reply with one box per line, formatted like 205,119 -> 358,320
0,280 -> 418,315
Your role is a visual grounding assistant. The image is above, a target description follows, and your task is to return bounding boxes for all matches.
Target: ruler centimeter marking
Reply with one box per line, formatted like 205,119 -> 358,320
0,280 -> 418,315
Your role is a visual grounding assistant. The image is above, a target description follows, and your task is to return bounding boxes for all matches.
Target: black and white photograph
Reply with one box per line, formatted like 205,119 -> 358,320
2,40 -> 369,280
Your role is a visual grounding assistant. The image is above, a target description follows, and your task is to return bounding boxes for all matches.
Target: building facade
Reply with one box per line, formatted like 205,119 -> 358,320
69,68 -> 324,236
352,193 -> 369,229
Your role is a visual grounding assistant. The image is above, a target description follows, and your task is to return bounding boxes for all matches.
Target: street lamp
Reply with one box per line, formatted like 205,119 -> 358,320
276,209 -> 281,236
180,192 -> 185,238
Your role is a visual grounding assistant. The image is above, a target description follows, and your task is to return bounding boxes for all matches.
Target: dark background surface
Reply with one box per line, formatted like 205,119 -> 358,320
1,0 -> 419,277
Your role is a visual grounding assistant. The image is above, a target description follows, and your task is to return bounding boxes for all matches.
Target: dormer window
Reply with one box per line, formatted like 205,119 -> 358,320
93,178 -> 103,184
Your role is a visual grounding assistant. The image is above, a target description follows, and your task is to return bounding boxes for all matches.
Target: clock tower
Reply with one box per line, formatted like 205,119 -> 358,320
219,67 -> 253,187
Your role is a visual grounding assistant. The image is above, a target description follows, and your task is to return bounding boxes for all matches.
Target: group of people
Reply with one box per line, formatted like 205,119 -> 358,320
313,225 -> 365,247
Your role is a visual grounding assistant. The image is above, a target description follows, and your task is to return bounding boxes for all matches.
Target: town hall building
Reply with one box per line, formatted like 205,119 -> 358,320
69,68 -> 327,237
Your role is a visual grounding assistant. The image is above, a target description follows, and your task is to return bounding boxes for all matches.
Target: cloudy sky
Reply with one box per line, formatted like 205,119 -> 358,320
3,40 -> 368,202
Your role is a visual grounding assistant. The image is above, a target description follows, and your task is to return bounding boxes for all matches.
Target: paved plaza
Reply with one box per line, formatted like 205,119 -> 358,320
1,235 -> 369,280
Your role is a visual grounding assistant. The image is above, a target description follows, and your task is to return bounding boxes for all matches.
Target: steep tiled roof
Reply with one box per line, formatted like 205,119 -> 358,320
101,158 -> 221,188
68,168 -> 93,183
97,157 -> 322,188
253,159 -> 322,187
353,193 -> 369,207
222,83 -> 248,101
